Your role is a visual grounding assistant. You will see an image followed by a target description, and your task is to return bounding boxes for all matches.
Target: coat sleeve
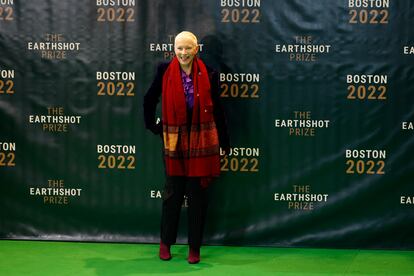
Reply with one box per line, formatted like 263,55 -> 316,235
143,63 -> 168,135
210,70 -> 230,154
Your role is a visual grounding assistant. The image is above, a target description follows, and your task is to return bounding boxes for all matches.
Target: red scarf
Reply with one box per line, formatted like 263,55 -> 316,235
162,57 -> 220,178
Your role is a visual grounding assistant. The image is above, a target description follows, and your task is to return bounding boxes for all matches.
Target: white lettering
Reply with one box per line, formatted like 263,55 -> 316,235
96,0 -> 135,6
97,144 -> 136,154
0,142 -> 16,151
346,74 -> 388,84
220,73 -> 260,82
0,70 -> 14,79
275,119 -> 330,128
150,190 -> 162,198
348,0 -> 389,8
220,147 -> 260,156
274,193 -> 329,202
403,46 -> 414,55
402,122 -> 413,130
220,0 -> 260,7
96,71 -> 135,81
345,149 -> 386,159
275,44 -> 331,53
0,0 -> 14,5
400,196 -> 413,205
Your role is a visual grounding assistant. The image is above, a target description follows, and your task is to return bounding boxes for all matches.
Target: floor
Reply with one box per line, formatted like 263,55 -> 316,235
0,240 -> 413,275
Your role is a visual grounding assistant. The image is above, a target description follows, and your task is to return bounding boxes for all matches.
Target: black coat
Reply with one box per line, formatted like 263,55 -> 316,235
143,61 -> 230,152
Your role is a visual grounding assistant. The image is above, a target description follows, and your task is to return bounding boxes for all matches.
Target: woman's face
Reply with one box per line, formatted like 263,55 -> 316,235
174,36 -> 199,69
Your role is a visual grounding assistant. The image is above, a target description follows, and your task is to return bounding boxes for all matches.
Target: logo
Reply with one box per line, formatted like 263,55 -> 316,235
28,107 -> 82,132
97,144 -> 136,170
220,0 -> 261,24
27,34 -> 81,60
96,71 -> 135,97
348,0 -> 390,24
220,147 -> 259,173
275,36 -> 332,62
96,0 -> 136,22
220,73 -> 260,99
275,111 -> 330,137
274,185 -> 329,211
345,149 -> 386,175
29,179 -> 82,205
346,74 -> 387,101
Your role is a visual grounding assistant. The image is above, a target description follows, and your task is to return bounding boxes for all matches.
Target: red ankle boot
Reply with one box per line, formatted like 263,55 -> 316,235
188,247 -> 200,264
159,242 -> 171,260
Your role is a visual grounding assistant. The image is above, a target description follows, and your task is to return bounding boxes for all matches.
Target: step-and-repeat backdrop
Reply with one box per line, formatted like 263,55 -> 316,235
1,0 -> 413,249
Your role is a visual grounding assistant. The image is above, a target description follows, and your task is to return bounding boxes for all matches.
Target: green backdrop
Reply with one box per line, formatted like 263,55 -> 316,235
1,0 -> 413,249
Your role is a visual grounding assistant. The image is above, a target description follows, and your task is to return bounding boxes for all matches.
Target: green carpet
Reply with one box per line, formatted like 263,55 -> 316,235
0,240 -> 413,275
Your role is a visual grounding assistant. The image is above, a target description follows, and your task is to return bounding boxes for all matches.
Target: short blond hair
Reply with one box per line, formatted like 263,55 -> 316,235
175,31 -> 198,46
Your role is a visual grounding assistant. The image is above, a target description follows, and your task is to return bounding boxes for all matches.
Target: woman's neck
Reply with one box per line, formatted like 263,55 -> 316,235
180,62 -> 193,75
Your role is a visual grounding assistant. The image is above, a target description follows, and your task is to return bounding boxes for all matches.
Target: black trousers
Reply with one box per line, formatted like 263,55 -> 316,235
160,176 -> 209,249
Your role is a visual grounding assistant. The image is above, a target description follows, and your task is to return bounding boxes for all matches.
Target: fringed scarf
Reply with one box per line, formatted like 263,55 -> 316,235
162,57 -> 220,179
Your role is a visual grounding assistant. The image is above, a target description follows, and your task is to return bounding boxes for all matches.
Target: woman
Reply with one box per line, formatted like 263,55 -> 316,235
144,31 -> 229,264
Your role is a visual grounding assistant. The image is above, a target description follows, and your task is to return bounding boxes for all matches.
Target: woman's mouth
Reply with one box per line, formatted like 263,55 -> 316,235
180,56 -> 189,62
